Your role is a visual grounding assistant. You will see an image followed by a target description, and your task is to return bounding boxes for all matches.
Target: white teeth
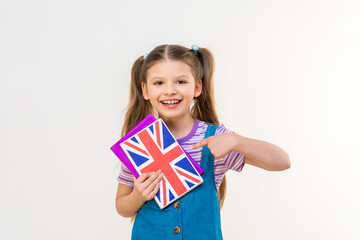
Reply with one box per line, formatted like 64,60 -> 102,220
162,100 -> 180,105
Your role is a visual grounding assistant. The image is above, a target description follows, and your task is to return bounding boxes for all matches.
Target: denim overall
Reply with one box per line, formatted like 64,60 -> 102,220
131,124 -> 223,240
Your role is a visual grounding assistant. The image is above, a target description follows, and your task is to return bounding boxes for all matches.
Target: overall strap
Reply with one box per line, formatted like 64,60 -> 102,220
205,124 -> 219,138
200,124 -> 219,171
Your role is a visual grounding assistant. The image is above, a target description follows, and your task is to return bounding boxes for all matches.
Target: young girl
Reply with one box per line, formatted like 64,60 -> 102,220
115,44 -> 290,240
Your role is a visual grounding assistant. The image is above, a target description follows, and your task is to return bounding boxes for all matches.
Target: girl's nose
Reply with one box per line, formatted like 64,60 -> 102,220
164,83 -> 177,95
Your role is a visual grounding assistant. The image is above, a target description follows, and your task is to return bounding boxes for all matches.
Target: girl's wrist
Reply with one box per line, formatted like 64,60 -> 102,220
130,189 -> 146,206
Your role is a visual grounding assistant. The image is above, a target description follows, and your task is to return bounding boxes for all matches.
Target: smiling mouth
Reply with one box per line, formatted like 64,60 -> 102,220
161,100 -> 182,105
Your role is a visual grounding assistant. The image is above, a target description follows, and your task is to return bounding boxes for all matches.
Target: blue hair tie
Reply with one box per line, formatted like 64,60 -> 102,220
191,44 -> 199,54
143,52 -> 148,59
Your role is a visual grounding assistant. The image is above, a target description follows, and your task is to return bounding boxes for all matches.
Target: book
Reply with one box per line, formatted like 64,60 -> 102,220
111,114 -> 204,209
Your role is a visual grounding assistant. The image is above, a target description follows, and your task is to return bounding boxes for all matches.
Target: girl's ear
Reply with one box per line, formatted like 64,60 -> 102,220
194,79 -> 202,98
142,82 -> 150,100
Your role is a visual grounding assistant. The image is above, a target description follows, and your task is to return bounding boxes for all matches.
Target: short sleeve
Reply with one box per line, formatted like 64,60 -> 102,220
117,162 -> 135,188
215,124 -> 245,172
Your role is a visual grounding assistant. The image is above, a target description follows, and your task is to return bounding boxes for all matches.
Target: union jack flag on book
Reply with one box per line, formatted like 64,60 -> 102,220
119,118 -> 203,209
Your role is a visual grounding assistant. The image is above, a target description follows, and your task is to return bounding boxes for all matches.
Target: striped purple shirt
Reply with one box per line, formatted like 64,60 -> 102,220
117,119 -> 245,190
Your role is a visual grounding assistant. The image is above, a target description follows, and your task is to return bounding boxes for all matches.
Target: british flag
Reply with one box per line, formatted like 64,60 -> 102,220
120,118 -> 203,209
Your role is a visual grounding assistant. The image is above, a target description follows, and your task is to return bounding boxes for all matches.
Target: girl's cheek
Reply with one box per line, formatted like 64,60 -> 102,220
149,86 -> 162,92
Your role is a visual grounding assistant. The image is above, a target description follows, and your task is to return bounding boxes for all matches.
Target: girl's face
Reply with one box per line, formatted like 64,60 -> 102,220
142,60 -> 202,122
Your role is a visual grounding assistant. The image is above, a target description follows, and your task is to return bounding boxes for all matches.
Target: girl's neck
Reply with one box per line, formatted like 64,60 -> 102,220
160,115 -> 195,140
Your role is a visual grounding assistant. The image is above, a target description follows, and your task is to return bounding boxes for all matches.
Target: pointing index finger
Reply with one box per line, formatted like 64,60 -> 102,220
191,138 -> 208,149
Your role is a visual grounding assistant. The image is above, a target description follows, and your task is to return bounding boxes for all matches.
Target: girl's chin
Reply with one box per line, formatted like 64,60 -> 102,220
158,112 -> 189,121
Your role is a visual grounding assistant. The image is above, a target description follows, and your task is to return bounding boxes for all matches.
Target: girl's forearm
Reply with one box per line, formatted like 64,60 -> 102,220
232,134 -> 291,171
116,190 -> 146,218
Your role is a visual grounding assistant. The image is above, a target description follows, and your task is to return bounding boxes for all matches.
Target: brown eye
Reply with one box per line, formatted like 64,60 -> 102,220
177,80 -> 186,84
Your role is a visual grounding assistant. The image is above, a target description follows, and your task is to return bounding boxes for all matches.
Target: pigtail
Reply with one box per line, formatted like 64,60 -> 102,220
121,57 -> 154,137
191,47 -> 227,210
191,48 -> 219,125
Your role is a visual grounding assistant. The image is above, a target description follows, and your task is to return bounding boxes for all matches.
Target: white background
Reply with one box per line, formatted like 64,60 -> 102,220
1,0 -> 359,239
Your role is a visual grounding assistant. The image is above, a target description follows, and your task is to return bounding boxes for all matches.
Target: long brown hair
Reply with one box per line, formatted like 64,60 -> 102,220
121,44 -> 227,222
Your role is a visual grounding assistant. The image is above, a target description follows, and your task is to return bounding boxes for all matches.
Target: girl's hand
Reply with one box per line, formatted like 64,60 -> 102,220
132,170 -> 163,204
191,133 -> 237,159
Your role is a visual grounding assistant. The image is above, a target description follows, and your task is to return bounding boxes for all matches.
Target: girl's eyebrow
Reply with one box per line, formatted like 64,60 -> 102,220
150,77 -> 162,81
175,75 -> 189,79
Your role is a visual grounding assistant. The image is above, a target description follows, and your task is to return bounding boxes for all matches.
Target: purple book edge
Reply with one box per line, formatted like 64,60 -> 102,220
110,113 -> 204,178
